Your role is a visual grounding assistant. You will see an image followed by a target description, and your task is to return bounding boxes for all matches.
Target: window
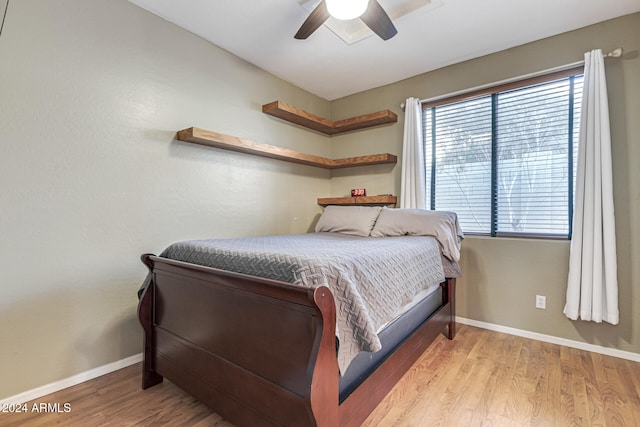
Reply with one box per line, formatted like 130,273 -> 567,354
423,68 -> 584,238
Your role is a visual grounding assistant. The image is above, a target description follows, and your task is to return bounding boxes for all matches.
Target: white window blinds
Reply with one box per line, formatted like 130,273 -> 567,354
423,72 -> 584,238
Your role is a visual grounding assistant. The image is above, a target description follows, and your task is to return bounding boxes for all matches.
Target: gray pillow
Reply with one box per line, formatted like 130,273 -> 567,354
370,208 -> 464,261
315,205 -> 382,237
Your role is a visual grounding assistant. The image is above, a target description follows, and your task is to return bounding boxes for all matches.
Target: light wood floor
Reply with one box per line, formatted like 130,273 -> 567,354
1,325 -> 639,426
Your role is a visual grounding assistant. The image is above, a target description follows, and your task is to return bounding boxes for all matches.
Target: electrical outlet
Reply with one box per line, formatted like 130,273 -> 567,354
536,295 -> 546,309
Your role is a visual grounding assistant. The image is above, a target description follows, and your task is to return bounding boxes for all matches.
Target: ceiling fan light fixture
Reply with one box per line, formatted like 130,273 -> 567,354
326,0 -> 370,20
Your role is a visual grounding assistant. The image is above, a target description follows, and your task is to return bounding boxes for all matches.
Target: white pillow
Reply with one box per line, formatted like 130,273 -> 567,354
315,205 -> 382,237
370,208 -> 464,261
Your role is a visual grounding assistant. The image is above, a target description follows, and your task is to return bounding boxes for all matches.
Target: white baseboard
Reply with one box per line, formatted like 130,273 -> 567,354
457,316 -> 640,362
0,353 -> 143,405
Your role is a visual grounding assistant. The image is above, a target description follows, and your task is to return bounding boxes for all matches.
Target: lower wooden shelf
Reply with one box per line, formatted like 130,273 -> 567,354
317,196 -> 397,206
176,127 -> 397,170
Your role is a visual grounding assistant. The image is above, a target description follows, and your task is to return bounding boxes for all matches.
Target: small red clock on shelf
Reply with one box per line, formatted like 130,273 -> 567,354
351,188 -> 366,197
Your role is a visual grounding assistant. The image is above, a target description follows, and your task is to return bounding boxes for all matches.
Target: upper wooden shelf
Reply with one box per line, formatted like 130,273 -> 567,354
176,127 -> 397,170
262,100 -> 397,135
317,195 -> 397,206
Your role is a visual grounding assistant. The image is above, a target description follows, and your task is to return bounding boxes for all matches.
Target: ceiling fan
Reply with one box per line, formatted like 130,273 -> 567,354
295,0 -> 398,41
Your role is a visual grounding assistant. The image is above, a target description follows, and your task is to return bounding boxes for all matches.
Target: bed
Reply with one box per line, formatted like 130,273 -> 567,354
137,206 -> 463,426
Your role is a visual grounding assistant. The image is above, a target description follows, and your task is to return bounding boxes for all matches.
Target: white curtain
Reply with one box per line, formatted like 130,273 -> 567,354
400,97 -> 426,209
564,49 -> 618,325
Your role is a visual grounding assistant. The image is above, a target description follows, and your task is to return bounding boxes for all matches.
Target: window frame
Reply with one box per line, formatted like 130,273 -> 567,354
421,66 -> 584,240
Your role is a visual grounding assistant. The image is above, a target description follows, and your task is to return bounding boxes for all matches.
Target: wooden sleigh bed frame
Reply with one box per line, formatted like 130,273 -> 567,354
138,253 -> 456,427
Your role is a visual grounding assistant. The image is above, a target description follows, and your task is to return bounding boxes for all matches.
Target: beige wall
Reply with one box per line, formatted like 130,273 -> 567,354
1,0 -> 637,401
331,13 -> 640,355
0,0 -> 331,398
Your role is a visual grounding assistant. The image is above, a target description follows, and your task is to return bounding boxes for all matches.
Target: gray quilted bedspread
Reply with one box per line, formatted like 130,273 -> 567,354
160,232 -> 448,373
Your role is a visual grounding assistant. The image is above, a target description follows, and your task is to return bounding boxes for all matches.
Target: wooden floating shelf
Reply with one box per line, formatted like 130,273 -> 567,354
317,195 -> 397,206
262,100 -> 397,136
176,127 -> 397,170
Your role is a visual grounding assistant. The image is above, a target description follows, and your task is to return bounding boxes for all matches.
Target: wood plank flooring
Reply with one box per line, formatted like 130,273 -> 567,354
1,325 -> 639,426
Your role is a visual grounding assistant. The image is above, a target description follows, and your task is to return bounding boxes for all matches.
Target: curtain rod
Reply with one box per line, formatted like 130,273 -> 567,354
401,47 -> 623,109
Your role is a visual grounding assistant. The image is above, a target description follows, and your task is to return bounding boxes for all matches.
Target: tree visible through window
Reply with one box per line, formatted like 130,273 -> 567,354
423,70 -> 583,238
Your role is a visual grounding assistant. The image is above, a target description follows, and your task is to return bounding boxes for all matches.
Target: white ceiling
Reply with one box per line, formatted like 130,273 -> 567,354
129,0 -> 640,101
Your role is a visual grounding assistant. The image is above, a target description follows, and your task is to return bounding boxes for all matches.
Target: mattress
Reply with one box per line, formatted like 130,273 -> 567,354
158,232 -> 454,372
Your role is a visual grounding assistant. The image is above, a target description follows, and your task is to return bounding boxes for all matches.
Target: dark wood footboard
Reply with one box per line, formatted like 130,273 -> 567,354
138,254 -> 456,427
